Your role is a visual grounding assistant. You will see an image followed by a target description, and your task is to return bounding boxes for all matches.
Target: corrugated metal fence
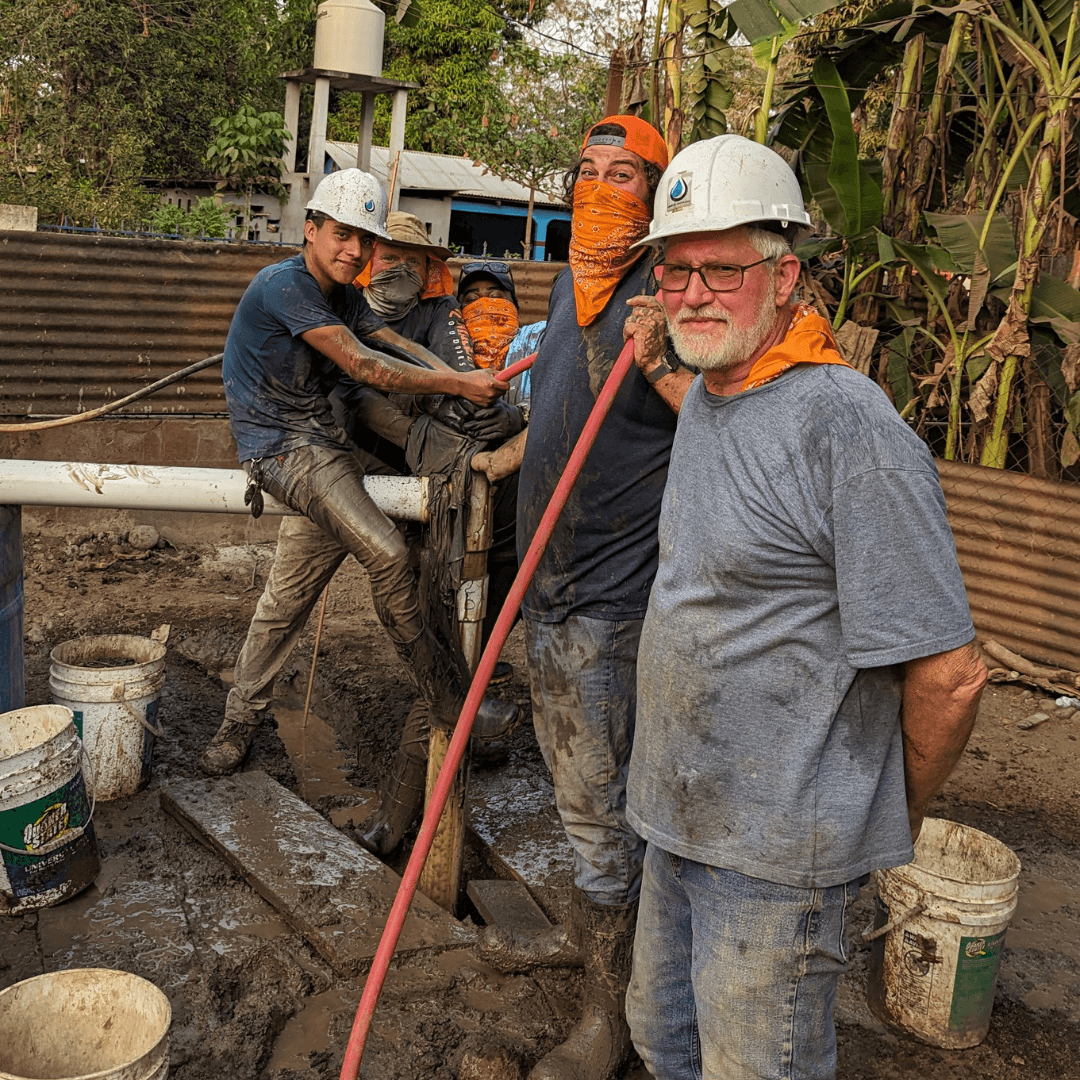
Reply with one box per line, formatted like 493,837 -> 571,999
2,232 -> 1077,674
938,460 -> 1080,673
0,230 -> 563,417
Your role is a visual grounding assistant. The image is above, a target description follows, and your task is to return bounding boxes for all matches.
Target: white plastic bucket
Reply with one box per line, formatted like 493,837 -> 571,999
0,968 -> 171,1080
50,636 -> 166,802
0,705 -> 100,914
867,817 -> 1021,1048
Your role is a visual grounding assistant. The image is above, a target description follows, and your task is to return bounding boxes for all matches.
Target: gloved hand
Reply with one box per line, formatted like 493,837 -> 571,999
430,395 -> 481,434
461,400 -> 526,442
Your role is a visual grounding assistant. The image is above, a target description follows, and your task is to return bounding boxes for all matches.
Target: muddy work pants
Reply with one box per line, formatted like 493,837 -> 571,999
225,443 -> 423,726
524,614 -> 646,906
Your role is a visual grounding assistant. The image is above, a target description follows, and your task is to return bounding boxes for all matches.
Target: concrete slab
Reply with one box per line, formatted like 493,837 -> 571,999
467,879 -> 551,932
468,764 -> 573,892
161,771 -> 472,975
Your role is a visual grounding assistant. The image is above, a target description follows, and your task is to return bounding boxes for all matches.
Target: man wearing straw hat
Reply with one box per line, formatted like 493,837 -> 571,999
620,134 -> 987,1080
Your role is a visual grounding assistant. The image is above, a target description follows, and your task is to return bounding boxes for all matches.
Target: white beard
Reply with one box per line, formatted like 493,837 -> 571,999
667,282 -> 778,372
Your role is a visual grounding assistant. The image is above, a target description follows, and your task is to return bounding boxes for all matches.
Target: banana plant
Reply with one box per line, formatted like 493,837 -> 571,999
976,0 -> 1080,468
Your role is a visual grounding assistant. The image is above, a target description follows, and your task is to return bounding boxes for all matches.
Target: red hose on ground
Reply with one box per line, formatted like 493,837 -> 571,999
339,340 -> 638,1080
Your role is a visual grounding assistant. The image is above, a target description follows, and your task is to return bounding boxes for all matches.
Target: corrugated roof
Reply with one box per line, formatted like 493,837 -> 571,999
325,144 -> 566,207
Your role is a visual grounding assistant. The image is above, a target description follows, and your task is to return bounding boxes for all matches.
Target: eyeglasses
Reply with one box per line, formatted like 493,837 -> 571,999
653,256 -> 777,294
461,260 -> 511,276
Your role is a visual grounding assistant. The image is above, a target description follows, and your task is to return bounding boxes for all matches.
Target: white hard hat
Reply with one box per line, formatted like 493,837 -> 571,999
305,168 -> 392,240
635,134 -> 812,248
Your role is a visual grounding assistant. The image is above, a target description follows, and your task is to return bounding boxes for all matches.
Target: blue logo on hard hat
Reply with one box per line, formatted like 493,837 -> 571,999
364,199 -> 375,212
669,177 -> 688,202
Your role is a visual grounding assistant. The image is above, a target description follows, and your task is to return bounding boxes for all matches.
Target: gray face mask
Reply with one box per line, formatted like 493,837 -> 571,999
364,262 -> 425,320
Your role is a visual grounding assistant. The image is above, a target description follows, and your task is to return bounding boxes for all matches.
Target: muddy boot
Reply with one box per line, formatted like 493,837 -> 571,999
199,692 -> 264,776
394,625 -> 520,742
527,893 -> 637,1080
354,746 -> 427,858
478,889 -> 584,972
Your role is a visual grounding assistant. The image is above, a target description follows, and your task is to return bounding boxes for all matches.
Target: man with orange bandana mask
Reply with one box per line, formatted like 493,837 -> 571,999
457,260 -> 521,370
621,135 -> 985,1080
470,116 -> 682,1080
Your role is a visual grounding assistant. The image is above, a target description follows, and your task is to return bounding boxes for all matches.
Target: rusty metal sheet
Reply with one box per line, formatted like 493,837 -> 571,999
937,459 -> 1080,673
0,231 -> 566,417
1,230 -> 298,417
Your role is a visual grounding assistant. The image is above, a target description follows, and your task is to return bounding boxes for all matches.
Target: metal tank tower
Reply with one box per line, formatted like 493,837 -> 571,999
278,0 -> 417,245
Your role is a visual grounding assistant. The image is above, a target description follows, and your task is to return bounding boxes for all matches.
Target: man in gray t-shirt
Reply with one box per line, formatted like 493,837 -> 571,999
619,136 -> 987,1080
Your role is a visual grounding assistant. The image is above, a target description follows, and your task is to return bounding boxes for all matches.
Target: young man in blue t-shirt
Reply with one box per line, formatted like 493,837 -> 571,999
200,169 -> 516,777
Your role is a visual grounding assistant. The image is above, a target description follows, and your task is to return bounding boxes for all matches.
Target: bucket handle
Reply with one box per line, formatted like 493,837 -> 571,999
111,681 -> 165,738
0,747 -> 98,858
862,898 -> 927,942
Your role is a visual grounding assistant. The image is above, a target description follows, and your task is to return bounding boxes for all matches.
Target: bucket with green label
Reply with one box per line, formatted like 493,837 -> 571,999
867,817 -> 1020,1048
0,704 -> 100,914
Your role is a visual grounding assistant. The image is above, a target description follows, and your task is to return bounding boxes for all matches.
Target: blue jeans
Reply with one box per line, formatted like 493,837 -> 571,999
626,844 -> 865,1080
524,615 -> 645,905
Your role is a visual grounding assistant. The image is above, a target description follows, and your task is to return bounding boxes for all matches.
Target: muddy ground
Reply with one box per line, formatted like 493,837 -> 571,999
4,518 -> 1080,1080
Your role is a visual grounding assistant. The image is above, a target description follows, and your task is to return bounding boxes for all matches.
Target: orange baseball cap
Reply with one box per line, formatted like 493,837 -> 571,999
581,115 -> 669,172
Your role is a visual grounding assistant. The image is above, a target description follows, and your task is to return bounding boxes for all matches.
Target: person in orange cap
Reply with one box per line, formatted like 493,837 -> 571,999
470,116 -> 689,1080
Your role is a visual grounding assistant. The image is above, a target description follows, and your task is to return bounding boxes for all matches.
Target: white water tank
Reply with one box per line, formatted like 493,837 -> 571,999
313,0 -> 385,77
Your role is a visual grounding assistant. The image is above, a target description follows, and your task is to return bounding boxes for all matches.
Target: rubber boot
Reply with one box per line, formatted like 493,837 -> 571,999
477,888 -> 584,972
199,691 -> 265,776
354,746 -> 427,858
528,893 -> 638,1080
393,624 -> 519,741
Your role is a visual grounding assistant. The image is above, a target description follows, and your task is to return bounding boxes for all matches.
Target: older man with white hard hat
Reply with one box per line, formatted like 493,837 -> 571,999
200,169 -> 516,776
620,135 -> 986,1080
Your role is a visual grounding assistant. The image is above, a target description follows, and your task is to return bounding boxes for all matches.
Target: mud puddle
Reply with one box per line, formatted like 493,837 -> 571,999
268,986 -> 358,1073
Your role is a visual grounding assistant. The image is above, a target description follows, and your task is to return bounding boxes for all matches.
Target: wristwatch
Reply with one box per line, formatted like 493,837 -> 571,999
644,353 -> 683,384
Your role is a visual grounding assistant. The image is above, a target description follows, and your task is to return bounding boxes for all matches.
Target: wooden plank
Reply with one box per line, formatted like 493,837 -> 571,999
161,772 -> 471,976
468,764 -> 573,891
467,879 -> 552,932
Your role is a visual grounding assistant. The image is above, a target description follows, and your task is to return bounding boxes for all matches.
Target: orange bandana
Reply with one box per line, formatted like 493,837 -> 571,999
353,255 -> 455,299
740,303 -> 851,391
569,181 -> 651,327
463,297 -> 519,370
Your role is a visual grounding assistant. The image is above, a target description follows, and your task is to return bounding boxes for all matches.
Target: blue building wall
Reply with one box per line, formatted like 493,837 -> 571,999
449,197 -> 571,261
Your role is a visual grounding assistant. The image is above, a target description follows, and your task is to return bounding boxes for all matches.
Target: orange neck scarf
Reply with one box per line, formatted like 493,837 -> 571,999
569,181 -> 651,327
354,254 -> 455,299
740,303 -> 851,391
463,297 -> 519,370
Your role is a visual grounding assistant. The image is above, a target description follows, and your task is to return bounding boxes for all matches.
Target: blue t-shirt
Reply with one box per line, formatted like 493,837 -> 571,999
223,254 -> 385,462
517,259 -> 678,622
627,365 -> 975,889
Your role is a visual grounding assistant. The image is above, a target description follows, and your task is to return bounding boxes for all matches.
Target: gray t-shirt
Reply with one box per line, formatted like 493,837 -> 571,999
626,364 -> 974,889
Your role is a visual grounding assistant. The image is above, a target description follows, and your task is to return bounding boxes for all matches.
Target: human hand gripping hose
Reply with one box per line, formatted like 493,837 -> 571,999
338,340 -> 637,1080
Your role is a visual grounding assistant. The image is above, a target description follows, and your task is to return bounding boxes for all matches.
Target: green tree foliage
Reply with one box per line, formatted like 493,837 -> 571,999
0,0 -> 315,226
327,0 -> 550,153
457,50 -> 606,199
205,105 -> 290,230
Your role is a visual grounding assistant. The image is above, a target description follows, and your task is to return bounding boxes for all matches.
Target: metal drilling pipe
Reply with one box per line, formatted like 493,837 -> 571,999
0,460 -> 430,522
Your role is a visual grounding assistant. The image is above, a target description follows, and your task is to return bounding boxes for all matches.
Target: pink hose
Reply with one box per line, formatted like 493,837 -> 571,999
339,340 -> 638,1080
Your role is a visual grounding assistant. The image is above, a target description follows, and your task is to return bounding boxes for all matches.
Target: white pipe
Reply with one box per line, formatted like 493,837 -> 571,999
0,460 -> 429,522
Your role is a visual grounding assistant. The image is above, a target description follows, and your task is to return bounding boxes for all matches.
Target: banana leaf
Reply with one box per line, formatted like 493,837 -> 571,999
991,275 -> 1080,344
727,0 -> 844,45
805,57 -> 883,237
923,211 -> 1018,285
889,237 -> 957,305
